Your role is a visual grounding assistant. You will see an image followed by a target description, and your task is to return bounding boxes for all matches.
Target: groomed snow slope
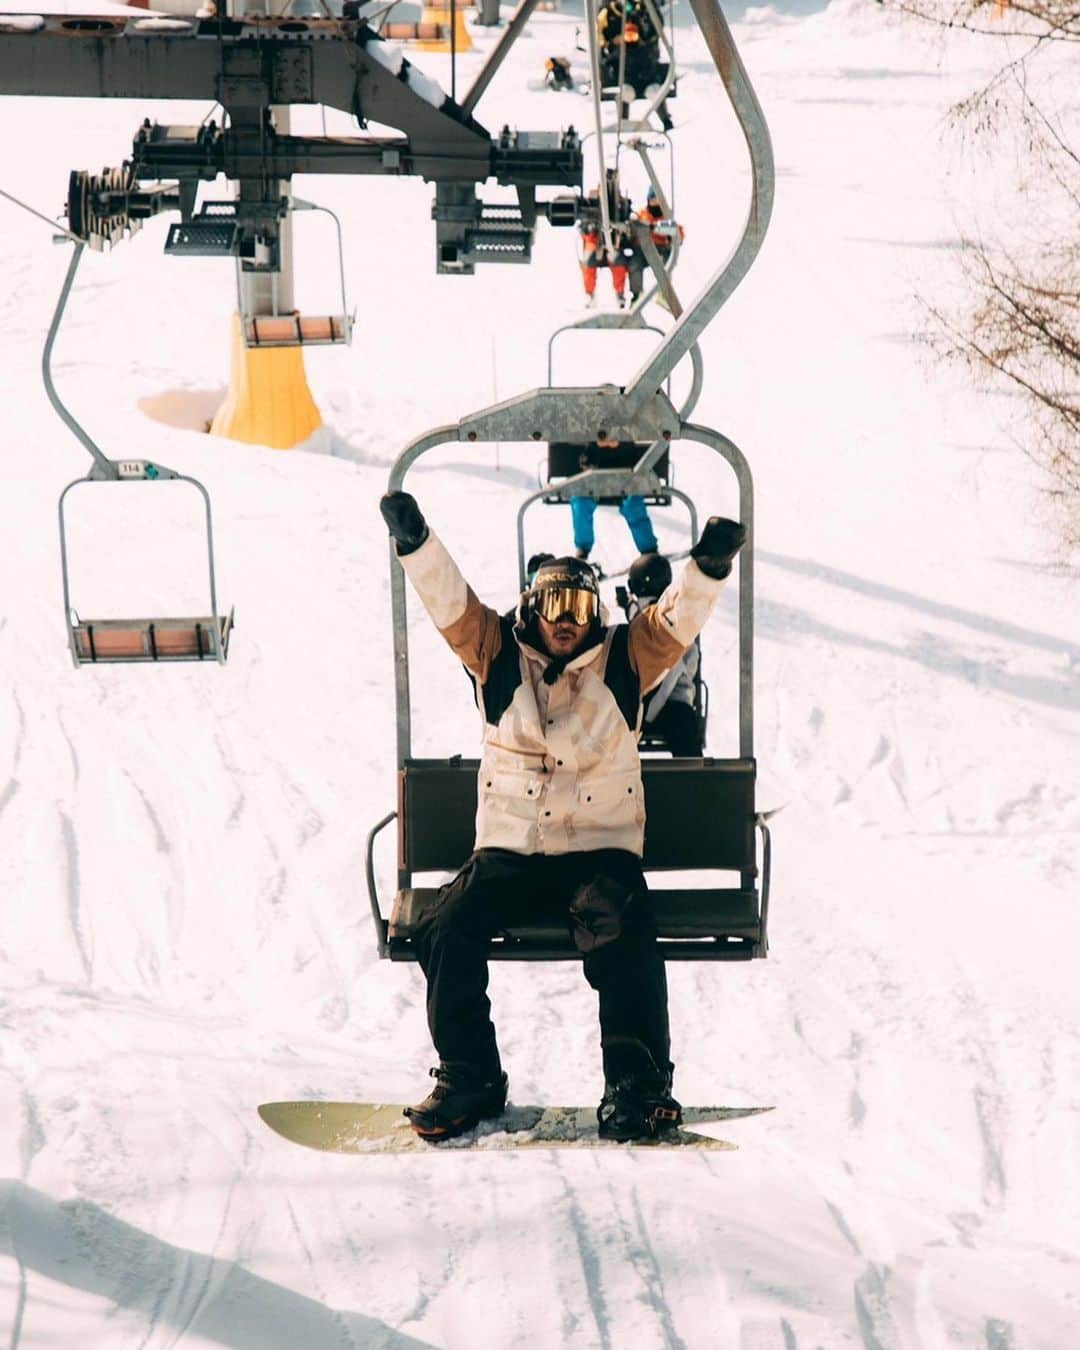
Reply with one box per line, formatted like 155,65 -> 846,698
1,3 -> 1078,1347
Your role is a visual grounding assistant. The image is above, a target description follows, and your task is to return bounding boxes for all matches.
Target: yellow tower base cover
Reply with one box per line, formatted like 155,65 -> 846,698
415,4 -> 472,52
210,313 -> 323,450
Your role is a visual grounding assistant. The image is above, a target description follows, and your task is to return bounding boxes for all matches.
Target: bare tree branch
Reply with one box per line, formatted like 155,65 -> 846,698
888,0 -> 1080,540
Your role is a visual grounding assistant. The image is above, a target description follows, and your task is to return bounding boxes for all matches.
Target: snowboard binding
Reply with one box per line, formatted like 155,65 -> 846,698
404,1064 -> 509,1141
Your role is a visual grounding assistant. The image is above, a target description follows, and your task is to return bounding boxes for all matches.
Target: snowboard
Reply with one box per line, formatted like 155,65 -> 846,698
257,1101 -> 772,1153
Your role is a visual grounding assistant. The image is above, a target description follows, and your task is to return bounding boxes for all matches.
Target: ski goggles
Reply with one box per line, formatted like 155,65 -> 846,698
532,585 -> 599,626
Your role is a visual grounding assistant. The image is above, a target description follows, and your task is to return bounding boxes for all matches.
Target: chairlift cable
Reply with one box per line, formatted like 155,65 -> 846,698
613,20 -> 627,185
583,0 -> 614,259
668,0 -> 675,86
450,0 -> 457,103
42,243 -> 114,478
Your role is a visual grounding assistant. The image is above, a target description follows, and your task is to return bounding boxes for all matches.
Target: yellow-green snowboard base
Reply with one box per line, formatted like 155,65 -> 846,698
258,1102 -> 773,1153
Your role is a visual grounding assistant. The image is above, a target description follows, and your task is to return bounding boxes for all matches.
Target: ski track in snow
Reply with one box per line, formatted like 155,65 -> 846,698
1,3 -> 1079,1348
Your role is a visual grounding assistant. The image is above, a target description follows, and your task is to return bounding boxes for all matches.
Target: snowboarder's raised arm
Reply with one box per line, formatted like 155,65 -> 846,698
380,491 -> 504,681
628,517 -> 747,693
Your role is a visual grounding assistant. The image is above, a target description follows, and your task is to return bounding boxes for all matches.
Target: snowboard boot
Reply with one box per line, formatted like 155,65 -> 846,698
404,1064 -> 509,1141
597,1044 -> 681,1141
597,1071 -> 682,1141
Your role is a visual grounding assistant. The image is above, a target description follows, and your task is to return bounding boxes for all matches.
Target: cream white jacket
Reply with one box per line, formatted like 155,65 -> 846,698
400,532 -> 727,857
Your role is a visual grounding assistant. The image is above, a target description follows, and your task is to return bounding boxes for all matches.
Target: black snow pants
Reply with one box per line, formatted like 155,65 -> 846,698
411,847 -> 671,1084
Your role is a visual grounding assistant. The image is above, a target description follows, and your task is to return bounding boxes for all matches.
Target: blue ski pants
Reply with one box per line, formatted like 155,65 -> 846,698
570,495 -> 658,555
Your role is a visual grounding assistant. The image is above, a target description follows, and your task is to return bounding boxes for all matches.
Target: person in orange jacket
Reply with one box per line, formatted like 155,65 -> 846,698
628,185 -> 685,303
578,176 -> 636,308
579,223 -> 634,308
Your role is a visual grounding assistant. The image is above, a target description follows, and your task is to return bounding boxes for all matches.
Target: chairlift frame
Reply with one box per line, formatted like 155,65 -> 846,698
47,243 -> 233,667
365,0 -> 775,964
571,127 -> 693,344
529,294 -> 701,590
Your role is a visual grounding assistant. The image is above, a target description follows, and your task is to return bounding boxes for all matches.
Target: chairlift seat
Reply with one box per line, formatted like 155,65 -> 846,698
544,441 -> 672,506
389,886 -> 760,959
244,313 -> 350,348
69,610 -> 233,665
384,21 -> 445,39
368,757 -> 770,962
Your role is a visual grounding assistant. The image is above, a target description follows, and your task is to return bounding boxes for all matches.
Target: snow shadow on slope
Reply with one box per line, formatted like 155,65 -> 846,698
757,550 -> 1080,710
0,1181 -> 436,1350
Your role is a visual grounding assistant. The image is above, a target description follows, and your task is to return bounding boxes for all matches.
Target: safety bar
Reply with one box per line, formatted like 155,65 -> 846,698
514,472 -> 698,588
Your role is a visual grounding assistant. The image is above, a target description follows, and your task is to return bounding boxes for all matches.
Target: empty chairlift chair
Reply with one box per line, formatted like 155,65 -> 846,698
59,459 -> 233,667
240,200 -> 353,350
163,198 -> 353,349
46,243 -> 234,667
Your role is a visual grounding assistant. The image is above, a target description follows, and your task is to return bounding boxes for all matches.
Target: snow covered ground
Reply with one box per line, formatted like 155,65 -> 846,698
1,2 -> 1079,1347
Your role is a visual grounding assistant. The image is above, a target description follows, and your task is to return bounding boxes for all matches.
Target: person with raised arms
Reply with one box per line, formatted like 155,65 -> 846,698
379,490 -> 746,1142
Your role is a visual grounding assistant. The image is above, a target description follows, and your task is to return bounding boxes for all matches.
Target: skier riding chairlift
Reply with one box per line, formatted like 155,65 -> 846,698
597,0 -> 674,128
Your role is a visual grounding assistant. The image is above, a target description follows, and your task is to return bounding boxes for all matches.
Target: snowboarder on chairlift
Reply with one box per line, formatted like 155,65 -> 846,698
620,552 -> 704,756
569,437 -> 659,562
379,490 -> 747,1141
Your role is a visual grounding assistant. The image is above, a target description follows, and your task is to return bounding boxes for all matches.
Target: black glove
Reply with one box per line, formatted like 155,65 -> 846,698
691,517 -> 747,580
379,491 -> 429,556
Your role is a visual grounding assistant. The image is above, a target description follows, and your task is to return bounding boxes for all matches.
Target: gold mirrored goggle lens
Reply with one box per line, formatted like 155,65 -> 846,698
534,585 -> 598,626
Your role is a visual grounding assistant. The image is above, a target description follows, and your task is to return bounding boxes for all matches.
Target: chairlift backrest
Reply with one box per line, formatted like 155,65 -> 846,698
547,440 -> 669,479
398,757 -> 755,877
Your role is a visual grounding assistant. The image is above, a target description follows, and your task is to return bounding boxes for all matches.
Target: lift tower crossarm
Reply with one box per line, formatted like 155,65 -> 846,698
0,15 -> 493,173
